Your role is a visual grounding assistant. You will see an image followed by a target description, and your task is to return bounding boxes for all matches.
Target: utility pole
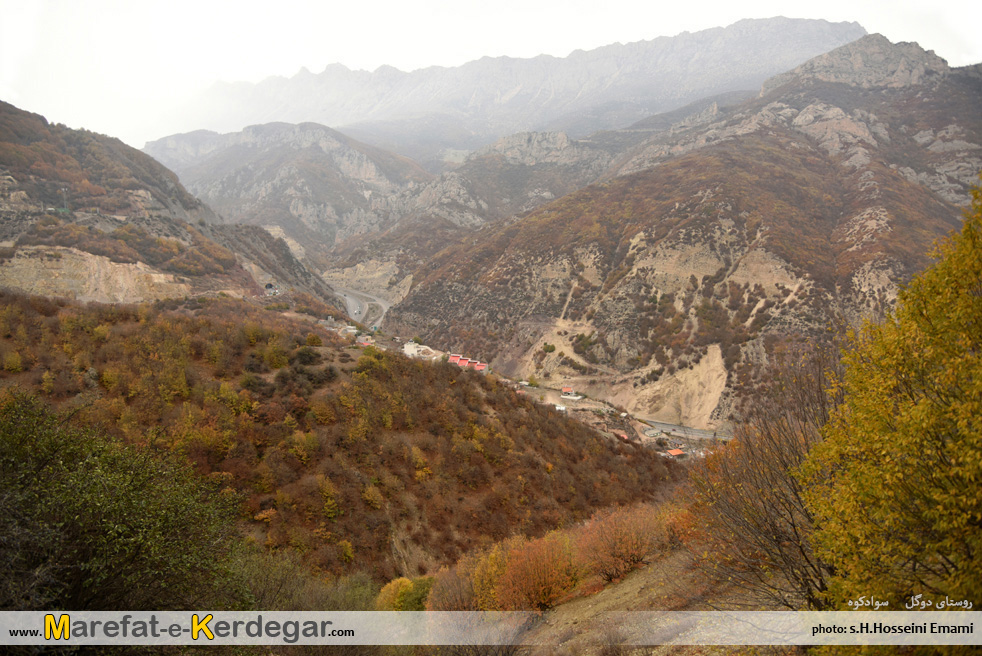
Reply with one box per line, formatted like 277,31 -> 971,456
61,187 -> 67,211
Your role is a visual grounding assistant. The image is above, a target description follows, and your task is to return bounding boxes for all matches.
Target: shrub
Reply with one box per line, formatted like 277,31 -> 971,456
496,532 -> 580,610
376,577 -> 413,610
577,504 -> 665,582
399,576 -> 435,611
362,484 -> 384,510
427,565 -> 477,610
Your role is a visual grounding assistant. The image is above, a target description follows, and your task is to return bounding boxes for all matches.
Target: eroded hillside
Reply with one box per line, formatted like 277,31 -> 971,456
386,35 -> 979,429
0,102 -> 340,305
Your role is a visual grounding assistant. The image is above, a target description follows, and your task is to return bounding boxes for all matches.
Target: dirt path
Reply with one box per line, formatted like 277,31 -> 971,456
524,548 -> 750,654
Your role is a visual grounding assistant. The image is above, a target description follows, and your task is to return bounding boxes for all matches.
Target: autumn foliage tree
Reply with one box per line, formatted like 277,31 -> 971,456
802,184 -> 982,614
688,338 -> 843,610
0,393 -> 246,611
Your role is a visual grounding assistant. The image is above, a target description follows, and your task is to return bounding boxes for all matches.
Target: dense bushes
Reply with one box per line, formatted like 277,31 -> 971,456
420,503 -> 672,611
577,505 -> 666,583
17,219 -> 239,276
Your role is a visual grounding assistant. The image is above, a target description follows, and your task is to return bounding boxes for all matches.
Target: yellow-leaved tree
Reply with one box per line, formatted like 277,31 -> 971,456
802,184 -> 982,611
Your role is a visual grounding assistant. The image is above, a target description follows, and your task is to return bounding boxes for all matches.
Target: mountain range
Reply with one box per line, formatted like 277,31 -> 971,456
157,17 -> 867,168
385,35 -> 981,427
5,23 -> 981,431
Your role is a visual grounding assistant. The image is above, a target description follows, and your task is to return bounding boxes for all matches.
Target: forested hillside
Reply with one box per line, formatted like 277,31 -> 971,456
0,292 -> 671,581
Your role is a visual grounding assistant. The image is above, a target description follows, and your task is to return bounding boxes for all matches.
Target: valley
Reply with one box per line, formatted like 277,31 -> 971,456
333,286 -> 391,328
136,33 -> 982,430
2,15 -> 980,653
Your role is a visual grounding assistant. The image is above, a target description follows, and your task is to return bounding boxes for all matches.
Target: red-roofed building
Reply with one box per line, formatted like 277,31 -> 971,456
473,363 -> 487,372
562,387 -> 574,394
457,358 -> 470,367
667,449 -> 685,458
448,354 -> 461,364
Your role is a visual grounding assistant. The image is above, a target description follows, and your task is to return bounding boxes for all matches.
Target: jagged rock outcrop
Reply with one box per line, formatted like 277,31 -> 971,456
761,34 -> 949,92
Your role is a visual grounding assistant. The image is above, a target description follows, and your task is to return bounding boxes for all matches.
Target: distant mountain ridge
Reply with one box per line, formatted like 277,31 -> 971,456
162,17 -> 867,167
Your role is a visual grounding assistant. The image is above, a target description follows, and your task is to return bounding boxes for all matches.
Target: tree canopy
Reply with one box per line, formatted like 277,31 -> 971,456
802,184 -> 982,609
0,393 -> 247,611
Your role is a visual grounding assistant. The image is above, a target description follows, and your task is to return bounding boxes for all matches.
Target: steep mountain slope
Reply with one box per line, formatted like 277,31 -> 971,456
0,102 -> 338,305
162,18 -> 866,168
385,35 -> 981,429
324,131 -> 619,291
146,123 -> 622,284
145,122 -> 435,270
0,100 -> 214,223
0,291 -> 673,581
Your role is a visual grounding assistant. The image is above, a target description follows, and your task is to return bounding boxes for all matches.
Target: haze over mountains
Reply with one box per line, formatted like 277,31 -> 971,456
2,15 -> 981,630
158,17 -> 867,168
387,34 -> 981,426
143,18 -> 870,270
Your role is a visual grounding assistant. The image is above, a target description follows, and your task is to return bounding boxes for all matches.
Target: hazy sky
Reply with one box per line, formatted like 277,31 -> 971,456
2,0 -> 980,148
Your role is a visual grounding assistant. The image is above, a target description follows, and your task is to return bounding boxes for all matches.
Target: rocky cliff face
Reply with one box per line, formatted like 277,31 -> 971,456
385,35 -> 980,429
0,246 -> 192,303
1,103 -> 339,306
761,34 -> 949,92
145,122 -> 434,269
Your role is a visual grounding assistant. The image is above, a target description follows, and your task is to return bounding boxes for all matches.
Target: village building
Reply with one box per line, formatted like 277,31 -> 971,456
402,342 -> 441,361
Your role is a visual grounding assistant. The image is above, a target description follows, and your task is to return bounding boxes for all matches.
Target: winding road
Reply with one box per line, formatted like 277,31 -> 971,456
335,287 -> 392,328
